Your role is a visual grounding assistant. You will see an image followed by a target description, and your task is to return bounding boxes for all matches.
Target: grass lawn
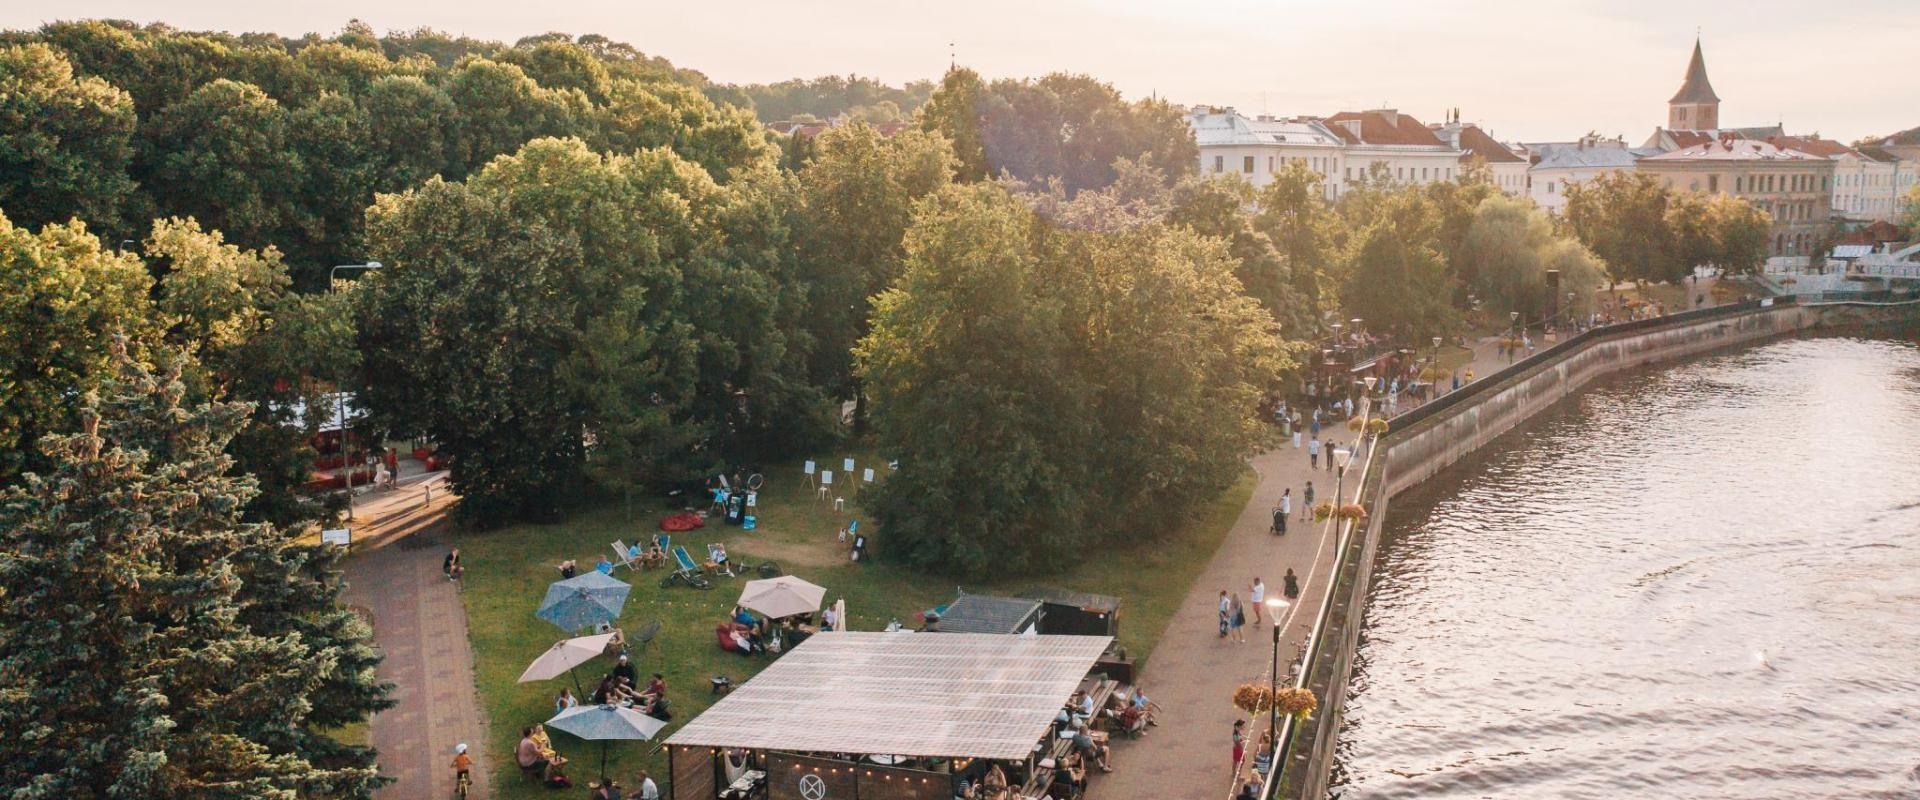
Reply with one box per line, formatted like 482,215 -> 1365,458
455,456 -> 1254,798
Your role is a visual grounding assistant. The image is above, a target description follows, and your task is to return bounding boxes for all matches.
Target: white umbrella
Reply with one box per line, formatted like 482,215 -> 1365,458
737,575 -> 827,619
519,632 -> 617,693
547,703 -> 670,778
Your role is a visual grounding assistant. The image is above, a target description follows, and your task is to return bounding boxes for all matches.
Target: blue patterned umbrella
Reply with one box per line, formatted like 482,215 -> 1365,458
536,571 -> 630,633
547,704 -> 668,777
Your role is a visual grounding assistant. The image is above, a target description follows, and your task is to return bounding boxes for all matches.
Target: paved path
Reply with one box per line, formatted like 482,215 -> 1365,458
338,470 -> 491,800
1104,347 -> 1511,800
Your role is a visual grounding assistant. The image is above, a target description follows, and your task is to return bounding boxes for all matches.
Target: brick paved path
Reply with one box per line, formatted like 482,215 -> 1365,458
340,472 -> 492,800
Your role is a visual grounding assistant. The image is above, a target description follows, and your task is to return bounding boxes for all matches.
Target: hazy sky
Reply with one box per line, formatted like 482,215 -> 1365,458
6,0 -> 1917,143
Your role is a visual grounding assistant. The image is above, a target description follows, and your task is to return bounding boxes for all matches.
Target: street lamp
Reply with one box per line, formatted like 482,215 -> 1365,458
329,262 -> 383,521
1265,595 -> 1292,763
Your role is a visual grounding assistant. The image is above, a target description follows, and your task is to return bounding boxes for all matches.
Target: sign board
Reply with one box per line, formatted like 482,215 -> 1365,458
842,458 -> 855,472
863,468 -> 876,483
1760,298 -> 1775,307
821,470 -> 834,485
321,528 -> 351,546
803,460 -> 817,475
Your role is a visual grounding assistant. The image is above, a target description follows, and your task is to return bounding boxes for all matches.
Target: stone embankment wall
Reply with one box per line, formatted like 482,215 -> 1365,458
1283,298 -> 1920,799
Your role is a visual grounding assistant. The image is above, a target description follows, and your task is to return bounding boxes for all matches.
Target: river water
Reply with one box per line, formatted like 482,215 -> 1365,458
1330,334 -> 1920,799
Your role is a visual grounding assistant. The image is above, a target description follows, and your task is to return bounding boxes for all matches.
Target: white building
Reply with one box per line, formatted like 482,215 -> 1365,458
1829,149 -> 1900,222
1187,108 -> 1346,199
1429,113 -> 1528,196
1523,136 -> 1659,214
1322,108 -> 1461,193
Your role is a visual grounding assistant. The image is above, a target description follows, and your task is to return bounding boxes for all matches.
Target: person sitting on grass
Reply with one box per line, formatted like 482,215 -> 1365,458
591,778 -> 621,800
728,625 -> 759,655
595,555 -> 614,574
557,559 -> 578,579
611,653 -> 638,687
517,726 -> 550,777
644,538 -> 666,567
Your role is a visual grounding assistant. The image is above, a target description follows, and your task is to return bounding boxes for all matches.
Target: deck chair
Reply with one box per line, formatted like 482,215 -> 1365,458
611,540 -> 639,571
671,545 -> 700,574
707,542 -> 735,577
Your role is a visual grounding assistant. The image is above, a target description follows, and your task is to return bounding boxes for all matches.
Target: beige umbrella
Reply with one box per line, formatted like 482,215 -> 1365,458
737,575 -> 827,619
519,632 -> 617,694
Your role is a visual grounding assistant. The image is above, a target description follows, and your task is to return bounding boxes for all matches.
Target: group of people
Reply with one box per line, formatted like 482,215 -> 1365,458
1229,720 -> 1278,797
584,770 -> 660,800
717,606 -> 820,657
1218,572 -> 1301,643
513,723 -> 572,788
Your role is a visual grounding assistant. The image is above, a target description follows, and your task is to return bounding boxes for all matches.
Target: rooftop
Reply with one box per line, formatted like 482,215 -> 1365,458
1323,109 -> 1449,148
1643,138 -> 1823,163
936,593 -> 1042,634
665,632 -> 1112,760
1186,109 -> 1343,148
1532,144 -> 1656,170
1763,135 -> 1857,159
1670,39 -> 1721,105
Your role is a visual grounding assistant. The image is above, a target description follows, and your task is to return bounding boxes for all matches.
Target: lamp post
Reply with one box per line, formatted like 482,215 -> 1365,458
329,262 -> 383,521
1264,595 -> 1291,765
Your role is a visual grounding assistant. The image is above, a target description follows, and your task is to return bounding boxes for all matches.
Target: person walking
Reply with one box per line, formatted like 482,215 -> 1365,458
1283,568 -> 1301,600
1326,441 -> 1337,473
1309,415 -> 1321,438
1279,489 -> 1292,526
1228,592 -> 1247,643
1291,424 -> 1302,450
1308,437 -> 1321,469
1250,578 -> 1266,626
1230,720 -> 1248,779
1218,590 -> 1231,639
1302,482 -> 1315,521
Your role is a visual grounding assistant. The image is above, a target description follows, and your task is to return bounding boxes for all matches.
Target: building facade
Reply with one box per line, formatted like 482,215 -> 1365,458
1523,136 -> 1659,214
1187,108 -> 1346,198
1322,109 -> 1462,192
1767,136 -> 1902,223
1430,114 -> 1528,196
1639,137 -> 1835,256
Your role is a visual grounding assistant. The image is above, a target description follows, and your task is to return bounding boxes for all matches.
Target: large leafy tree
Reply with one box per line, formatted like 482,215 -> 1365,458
1565,171 -> 1680,286
793,122 -> 956,404
0,43 -> 138,236
0,212 -> 154,483
916,68 -> 990,181
143,79 -> 304,257
1708,193 -> 1772,275
857,183 -> 1285,574
1460,194 -> 1603,321
1254,160 -> 1342,318
358,137 -> 819,522
0,342 -> 389,799
1341,190 -> 1459,341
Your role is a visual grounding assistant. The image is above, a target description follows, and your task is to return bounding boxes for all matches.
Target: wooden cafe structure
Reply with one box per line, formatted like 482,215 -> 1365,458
664,632 -> 1117,800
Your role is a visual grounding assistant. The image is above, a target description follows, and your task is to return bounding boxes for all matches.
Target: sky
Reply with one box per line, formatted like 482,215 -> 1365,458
5,0 -> 1917,144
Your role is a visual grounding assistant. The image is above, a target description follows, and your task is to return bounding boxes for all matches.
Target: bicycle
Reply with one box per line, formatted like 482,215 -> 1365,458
453,770 -> 471,800
660,570 -> 714,590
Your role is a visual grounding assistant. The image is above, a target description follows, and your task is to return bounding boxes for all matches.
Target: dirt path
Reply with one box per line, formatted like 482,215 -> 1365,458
339,472 -> 493,799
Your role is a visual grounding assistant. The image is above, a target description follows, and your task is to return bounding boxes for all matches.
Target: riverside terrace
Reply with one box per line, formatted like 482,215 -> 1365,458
664,632 -> 1146,800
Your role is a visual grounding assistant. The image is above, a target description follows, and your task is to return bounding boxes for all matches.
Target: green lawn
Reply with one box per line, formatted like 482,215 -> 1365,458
455,457 -> 1254,798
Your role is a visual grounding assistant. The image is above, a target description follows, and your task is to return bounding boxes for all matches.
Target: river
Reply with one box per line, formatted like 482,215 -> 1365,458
1330,334 -> 1920,799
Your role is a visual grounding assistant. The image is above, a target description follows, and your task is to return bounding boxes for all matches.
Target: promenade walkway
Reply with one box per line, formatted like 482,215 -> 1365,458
338,470 -> 491,800
1106,347 -> 1507,800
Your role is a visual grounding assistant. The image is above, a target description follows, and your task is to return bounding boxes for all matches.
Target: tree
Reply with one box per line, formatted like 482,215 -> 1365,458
1460,194 -> 1601,321
359,137 -> 818,522
0,212 -> 154,483
1253,161 -> 1342,319
1902,184 -> 1920,236
968,73 -> 1195,196
1564,171 -> 1680,286
1340,190 -> 1458,341
793,122 -> 956,404
1167,173 -> 1313,331
0,342 -> 388,798
916,68 -> 990,181
0,43 -> 138,236
856,183 -> 1285,574
143,79 -> 304,256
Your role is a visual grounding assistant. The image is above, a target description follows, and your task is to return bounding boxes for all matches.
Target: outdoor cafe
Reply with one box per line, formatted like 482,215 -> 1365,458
664,632 -> 1128,800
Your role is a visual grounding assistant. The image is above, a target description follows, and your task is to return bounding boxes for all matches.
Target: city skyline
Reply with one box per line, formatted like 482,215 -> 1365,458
3,0 -> 1917,144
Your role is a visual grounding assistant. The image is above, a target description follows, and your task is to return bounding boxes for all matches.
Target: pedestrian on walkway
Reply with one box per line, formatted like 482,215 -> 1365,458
1228,593 -> 1246,643
1279,489 -> 1292,524
1302,482 -> 1315,521
1309,415 -> 1321,437
1291,425 -> 1302,449
1308,437 -> 1321,469
1231,720 -> 1247,778
1250,578 -> 1266,625
1218,591 -> 1231,638
1283,568 -> 1301,600
1326,441 -> 1337,473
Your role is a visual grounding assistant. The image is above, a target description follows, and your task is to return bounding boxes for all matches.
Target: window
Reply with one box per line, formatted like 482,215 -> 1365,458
1244,156 -> 1255,174
1214,155 -> 1224,173
1346,167 -> 1353,182
1268,156 -> 1275,172
1547,182 -> 1557,194
1708,175 -> 1718,193
1736,176 -> 1743,193
1823,175 -> 1830,191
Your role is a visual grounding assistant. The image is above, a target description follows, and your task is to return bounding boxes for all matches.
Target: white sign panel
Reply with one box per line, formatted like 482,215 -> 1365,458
321,528 -> 351,546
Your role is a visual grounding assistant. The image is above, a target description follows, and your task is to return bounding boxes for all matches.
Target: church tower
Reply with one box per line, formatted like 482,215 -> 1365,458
1668,38 -> 1720,130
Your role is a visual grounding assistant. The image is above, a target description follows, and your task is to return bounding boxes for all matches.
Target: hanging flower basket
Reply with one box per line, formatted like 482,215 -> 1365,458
1366,418 -> 1390,436
1336,503 -> 1369,521
1274,687 -> 1318,721
1346,417 -> 1365,432
1418,366 -> 1452,381
1312,501 -> 1335,522
1233,683 -> 1274,714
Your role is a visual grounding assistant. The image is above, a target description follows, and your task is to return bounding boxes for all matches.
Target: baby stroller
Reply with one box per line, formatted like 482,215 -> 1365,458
1271,507 -> 1287,535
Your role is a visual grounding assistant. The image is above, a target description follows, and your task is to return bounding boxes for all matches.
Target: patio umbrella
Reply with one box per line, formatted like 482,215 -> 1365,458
537,571 -> 631,633
547,703 -> 669,778
519,632 -> 617,695
737,575 -> 827,619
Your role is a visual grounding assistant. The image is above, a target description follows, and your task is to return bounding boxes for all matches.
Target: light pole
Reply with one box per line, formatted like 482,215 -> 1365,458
329,262 -> 383,521
1264,595 -> 1291,766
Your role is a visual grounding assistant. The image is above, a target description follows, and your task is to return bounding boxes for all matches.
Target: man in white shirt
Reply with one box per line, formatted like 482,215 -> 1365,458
636,770 -> 660,800
1250,578 -> 1266,626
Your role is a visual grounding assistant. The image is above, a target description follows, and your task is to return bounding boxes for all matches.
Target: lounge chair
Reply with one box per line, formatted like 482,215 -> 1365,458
707,543 -> 734,577
661,546 -> 712,590
611,540 -> 639,571
672,545 -> 699,573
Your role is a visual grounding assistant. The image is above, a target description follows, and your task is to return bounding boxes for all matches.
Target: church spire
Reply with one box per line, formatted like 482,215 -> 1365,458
1670,38 -> 1719,105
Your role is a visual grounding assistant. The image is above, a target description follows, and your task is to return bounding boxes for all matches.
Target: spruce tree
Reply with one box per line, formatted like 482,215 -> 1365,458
0,340 -> 390,799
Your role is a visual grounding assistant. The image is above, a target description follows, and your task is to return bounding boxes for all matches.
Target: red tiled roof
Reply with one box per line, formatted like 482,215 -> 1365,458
1456,125 -> 1524,163
1667,129 -> 1716,148
1323,110 -> 1445,147
1764,135 -> 1851,157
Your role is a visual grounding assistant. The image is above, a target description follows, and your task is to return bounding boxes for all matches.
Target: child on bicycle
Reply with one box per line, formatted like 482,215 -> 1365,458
450,743 -> 472,789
